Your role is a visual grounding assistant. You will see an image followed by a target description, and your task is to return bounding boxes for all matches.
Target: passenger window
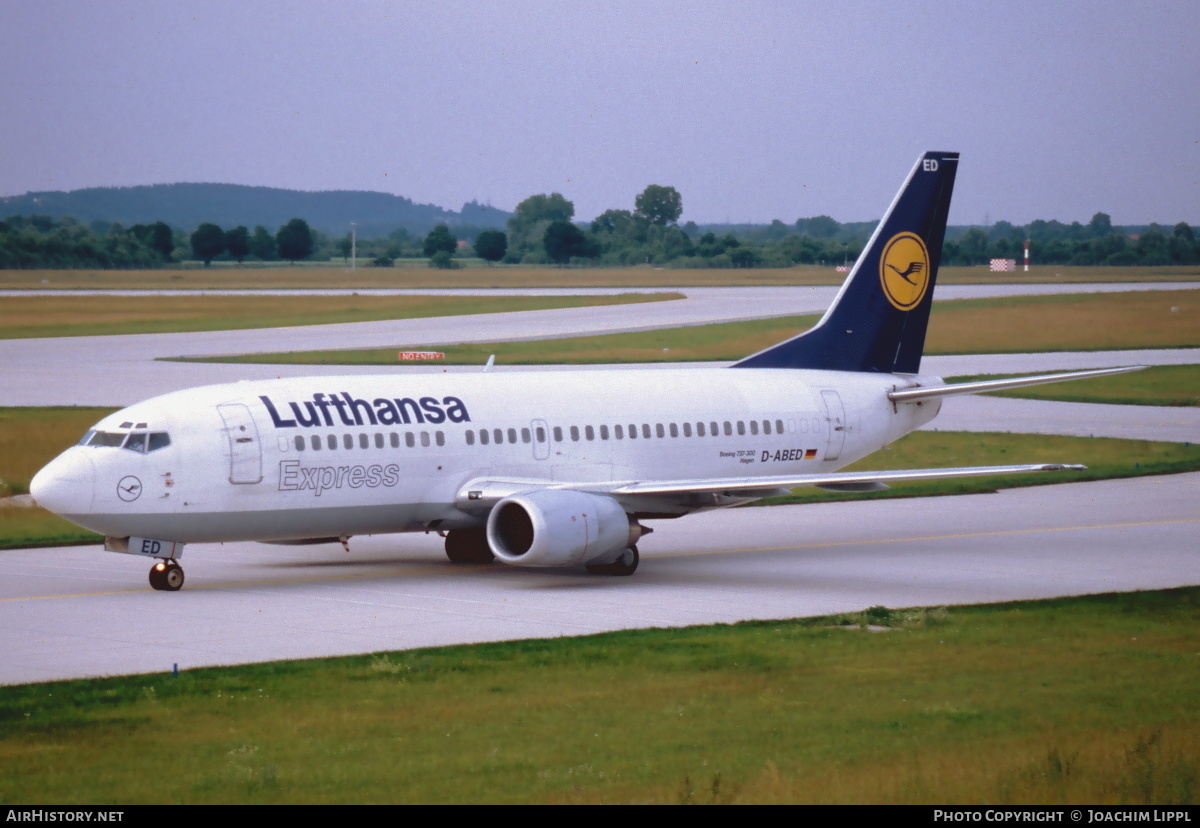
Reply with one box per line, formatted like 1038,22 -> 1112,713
421,432 -> 431,448
763,420 -> 772,435
359,434 -> 369,449
669,423 -> 678,438
570,426 -> 580,441
749,421 -> 758,435
294,436 -> 305,451
148,432 -> 171,452
374,433 -> 384,448
711,421 -> 719,436
328,435 -> 337,450
628,424 -> 637,439
585,425 -> 595,441
536,427 -> 546,442
343,434 -> 353,450
493,428 -> 503,444
737,421 -> 746,436
553,426 -> 563,442
642,424 -> 651,439
507,428 -> 517,444
406,432 -> 415,448
777,419 -> 785,434
466,430 -> 475,446
696,422 -> 705,437
723,421 -> 732,436
521,427 -> 531,444
683,423 -> 692,437
599,425 -> 609,440
436,431 -> 445,447
123,433 -> 148,453
480,429 -> 489,445
615,425 -> 624,439
390,432 -> 400,447
311,435 -> 322,450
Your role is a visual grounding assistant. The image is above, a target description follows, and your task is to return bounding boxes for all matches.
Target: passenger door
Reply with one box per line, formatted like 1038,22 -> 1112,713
820,390 -> 846,462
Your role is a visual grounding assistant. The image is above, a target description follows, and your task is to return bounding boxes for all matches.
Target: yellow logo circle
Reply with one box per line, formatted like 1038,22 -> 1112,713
879,232 -> 931,311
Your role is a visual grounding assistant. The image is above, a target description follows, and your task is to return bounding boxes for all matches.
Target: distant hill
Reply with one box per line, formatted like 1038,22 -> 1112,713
0,183 -> 511,238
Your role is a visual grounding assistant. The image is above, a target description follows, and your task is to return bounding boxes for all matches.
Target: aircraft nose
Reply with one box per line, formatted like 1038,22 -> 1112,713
30,450 -> 95,517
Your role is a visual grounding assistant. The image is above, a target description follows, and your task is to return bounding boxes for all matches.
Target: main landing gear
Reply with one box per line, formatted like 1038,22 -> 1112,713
585,545 -> 639,577
444,528 -> 495,564
149,559 -> 185,591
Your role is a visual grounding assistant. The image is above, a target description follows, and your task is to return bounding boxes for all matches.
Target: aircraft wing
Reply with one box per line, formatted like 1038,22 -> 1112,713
597,463 -> 1085,496
455,463 -> 1085,509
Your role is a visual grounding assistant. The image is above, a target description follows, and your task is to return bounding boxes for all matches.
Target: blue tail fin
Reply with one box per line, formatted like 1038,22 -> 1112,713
732,151 -> 959,374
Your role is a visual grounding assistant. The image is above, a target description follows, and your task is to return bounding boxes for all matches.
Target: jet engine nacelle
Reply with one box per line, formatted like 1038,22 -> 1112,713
486,489 -> 639,568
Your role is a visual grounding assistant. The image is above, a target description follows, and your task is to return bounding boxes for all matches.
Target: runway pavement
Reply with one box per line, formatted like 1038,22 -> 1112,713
2,282 -> 1197,406
2,471 -> 1197,686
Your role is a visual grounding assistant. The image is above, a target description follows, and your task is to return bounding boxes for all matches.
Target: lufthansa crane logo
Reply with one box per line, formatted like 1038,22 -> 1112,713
879,232 -> 931,311
116,475 -> 142,502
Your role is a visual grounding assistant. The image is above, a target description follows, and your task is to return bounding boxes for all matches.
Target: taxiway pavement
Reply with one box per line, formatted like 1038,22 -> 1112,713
1,282 -> 1197,684
3,283 -> 1196,406
2,471 -> 1197,686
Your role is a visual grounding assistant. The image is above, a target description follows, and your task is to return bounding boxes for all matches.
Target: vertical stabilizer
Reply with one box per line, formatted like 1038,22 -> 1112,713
733,151 -> 958,373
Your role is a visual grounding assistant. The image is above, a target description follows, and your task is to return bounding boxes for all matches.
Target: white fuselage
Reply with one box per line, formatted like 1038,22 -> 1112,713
33,366 -> 942,544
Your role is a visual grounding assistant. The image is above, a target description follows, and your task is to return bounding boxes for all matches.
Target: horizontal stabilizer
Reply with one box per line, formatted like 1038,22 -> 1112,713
889,366 -> 1145,403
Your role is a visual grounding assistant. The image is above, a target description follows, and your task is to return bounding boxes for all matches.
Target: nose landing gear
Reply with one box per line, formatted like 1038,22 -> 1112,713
149,560 -> 185,591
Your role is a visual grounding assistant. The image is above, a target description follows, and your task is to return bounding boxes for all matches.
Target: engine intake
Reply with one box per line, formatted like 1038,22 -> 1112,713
486,489 -> 641,567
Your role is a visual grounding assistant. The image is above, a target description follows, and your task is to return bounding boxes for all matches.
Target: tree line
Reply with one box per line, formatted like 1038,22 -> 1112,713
3,195 -> 1198,269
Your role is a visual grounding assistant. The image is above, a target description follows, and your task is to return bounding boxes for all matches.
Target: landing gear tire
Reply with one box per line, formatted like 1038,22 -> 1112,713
149,560 -> 185,591
586,545 -> 639,577
444,528 -> 495,564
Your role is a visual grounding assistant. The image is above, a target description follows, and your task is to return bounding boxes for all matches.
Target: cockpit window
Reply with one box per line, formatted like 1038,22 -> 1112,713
82,429 -> 171,452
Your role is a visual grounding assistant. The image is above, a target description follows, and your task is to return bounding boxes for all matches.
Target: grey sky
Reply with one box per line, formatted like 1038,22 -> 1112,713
2,0 -> 1196,226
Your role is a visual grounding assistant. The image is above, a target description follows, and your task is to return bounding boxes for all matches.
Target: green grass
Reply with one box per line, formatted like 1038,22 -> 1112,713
0,506 -> 101,548
182,288 -> 1200,366
0,407 -> 115,548
1,588 -> 1197,804
0,292 -> 680,339
4,264 -> 1200,290
947,365 -> 1200,407
176,314 -> 823,366
758,431 -> 1200,505
0,407 -> 117,498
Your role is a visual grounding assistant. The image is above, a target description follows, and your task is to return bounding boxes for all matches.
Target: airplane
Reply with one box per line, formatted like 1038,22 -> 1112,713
30,151 -> 1140,591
